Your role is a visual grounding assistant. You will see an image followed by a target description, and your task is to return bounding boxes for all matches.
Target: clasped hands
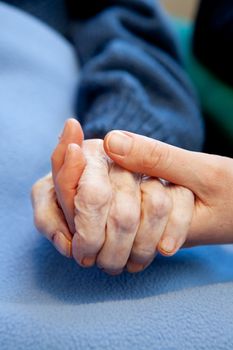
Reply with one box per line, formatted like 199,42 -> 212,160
31,119 -> 194,275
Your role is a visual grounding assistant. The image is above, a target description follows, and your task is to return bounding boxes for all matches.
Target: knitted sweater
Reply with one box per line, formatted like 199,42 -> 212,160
3,0 -> 204,150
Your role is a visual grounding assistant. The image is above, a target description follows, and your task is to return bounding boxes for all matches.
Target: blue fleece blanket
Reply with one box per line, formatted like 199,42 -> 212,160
0,3 -> 233,349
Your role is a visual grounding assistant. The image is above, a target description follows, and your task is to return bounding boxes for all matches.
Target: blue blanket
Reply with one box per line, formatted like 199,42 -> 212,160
0,3 -> 233,349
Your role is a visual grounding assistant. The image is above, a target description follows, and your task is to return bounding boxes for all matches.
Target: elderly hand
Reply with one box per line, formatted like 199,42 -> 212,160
31,119 -> 86,257
64,139 -> 194,274
32,119 -> 142,274
103,130 -> 233,247
31,120 -> 195,274
70,138 -> 142,275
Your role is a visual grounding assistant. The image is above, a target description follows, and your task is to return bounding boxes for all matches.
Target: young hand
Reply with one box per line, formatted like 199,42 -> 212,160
104,130 -> 233,247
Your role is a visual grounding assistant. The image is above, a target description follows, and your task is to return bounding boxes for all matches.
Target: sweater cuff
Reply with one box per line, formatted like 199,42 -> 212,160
82,89 -> 164,139
81,90 -> 203,151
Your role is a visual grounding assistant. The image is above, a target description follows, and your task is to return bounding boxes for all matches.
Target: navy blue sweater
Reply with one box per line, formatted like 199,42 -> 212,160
3,0 -> 204,150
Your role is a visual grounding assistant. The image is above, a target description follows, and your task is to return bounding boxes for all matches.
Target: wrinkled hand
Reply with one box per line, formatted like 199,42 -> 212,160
31,120 -> 194,274
32,119 -> 142,274
31,119 -> 86,257
60,138 -> 142,275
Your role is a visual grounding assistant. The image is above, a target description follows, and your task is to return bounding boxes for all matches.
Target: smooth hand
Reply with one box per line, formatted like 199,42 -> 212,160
104,131 -> 233,246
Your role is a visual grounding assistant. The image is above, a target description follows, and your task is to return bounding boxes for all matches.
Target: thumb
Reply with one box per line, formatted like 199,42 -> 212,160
104,131 -> 212,194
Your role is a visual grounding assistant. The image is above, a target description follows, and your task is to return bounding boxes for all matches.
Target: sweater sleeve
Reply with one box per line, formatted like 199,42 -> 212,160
193,0 -> 233,88
67,0 -> 204,150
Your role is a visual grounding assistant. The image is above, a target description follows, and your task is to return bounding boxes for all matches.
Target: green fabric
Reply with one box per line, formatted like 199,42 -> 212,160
172,18 -> 233,138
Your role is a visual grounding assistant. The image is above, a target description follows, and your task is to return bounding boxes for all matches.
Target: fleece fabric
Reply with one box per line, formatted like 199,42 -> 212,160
0,3 -> 233,349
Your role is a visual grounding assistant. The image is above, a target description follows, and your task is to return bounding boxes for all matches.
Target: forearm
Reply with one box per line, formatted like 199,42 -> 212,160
67,0 -> 204,150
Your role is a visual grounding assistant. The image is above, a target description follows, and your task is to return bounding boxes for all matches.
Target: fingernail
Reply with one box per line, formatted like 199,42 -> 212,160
107,131 -> 133,156
127,261 -> 144,273
159,237 -> 176,255
53,231 -> 72,258
82,256 -> 96,267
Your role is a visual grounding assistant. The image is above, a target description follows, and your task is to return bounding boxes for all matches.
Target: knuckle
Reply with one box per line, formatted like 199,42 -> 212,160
75,183 -> 111,210
33,206 -> 54,239
109,203 -> 139,233
31,174 -> 54,206
172,211 -> 191,229
147,191 -> 172,219
131,246 -> 155,263
75,230 -> 104,253
175,186 -> 194,210
31,178 -> 44,197
142,141 -> 169,171
31,173 -> 53,193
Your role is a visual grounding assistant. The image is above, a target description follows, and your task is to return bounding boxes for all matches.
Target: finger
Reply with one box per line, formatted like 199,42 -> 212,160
31,173 -> 72,257
127,178 -> 172,273
51,118 -> 84,180
51,118 -> 84,235
96,164 -> 141,275
104,131 -> 216,196
158,185 -> 194,256
55,144 -> 86,234
72,140 -> 112,268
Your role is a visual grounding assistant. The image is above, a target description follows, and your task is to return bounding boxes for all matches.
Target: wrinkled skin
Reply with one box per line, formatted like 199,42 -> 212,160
31,119 -> 194,275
